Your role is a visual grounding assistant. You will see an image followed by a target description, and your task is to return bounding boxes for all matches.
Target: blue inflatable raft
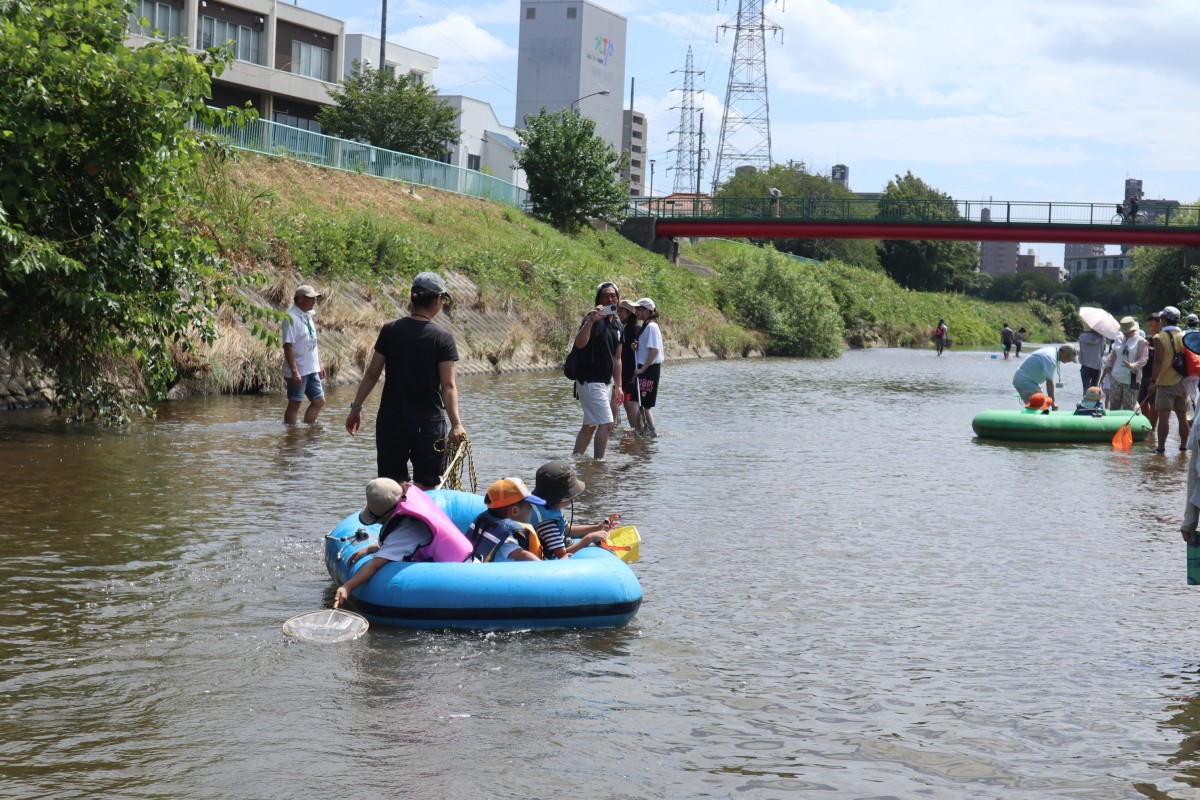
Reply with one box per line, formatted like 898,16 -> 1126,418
323,489 -> 643,631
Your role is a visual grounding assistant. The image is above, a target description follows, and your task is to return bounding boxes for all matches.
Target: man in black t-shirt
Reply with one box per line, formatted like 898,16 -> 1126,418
571,282 -> 623,460
345,272 -> 466,487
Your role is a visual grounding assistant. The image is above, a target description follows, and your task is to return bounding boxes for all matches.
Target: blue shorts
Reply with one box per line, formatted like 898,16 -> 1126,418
287,372 -> 324,402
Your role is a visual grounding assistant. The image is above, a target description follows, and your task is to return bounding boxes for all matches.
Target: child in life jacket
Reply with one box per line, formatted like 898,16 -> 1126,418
529,461 -> 614,559
1074,386 -> 1105,416
467,478 -> 544,562
335,478 -> 434,606
1022,392 -> 1052,415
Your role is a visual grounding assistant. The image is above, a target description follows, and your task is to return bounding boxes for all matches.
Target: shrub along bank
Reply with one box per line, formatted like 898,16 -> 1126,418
687,240 -> 1066,355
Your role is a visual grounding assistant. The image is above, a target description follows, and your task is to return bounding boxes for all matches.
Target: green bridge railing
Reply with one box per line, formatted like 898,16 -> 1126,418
628,196 -> 1200,229
194,113 -> 530,209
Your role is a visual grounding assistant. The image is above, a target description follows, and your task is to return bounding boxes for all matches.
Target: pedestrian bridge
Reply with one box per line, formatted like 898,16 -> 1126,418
628,197 -> 1200,247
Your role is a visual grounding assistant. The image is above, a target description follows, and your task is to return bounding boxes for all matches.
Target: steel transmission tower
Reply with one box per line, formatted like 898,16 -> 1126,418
712,0 -> 781,194
668,47 -> 705,194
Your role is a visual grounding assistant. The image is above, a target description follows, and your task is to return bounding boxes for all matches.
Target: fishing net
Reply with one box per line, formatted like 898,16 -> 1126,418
281,609 -> 369,643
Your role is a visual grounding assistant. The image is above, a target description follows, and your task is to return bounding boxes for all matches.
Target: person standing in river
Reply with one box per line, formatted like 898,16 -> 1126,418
282,284 -> 326,424
1078,324 -> 1106,400
1102,316 -> 1149,411
571,282 -> 623,460
1147,306 -> 1190,454
933,319 -> 947,356
613,299 -> 641,429
345,272 -> 465,488
633,298 -> 664,434
1000,323 -> 1014,360
1015,328 -> 1026,357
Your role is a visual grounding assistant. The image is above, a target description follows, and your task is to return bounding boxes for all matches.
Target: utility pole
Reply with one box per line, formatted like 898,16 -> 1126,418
712,0 -> 782,194
696,110 -> 704,199
379,0 -> 387,75
668,47 -> 704,195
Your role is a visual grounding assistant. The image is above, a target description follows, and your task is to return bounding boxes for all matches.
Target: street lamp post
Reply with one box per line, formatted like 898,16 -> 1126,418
570,89 -> 611,111
649,159 -> 655,199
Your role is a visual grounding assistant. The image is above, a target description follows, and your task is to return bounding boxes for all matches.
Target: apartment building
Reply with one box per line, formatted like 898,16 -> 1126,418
127,0 -> 344,132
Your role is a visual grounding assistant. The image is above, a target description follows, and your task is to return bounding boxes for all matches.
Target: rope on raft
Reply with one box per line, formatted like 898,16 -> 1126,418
438,436 -> 478,493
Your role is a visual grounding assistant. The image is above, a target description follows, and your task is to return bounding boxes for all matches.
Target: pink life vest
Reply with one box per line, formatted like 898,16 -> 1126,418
386,485 -> 473,563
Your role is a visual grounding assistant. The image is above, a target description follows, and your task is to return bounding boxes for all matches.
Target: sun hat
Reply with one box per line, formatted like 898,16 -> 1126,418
359,478 -> 404,524
1119,316 -> 1139,335
635,297 -> 656,312
1025,392 -> 1052,410
532,461 -> 586,506
1058,345 -> 1078,362
294,284 -> 321,299
485,477 -> 546,509
411,271 -> 451,301
1188,313 -> 1199,325
1162,305 -> 1181,322
618,299 -> 638,313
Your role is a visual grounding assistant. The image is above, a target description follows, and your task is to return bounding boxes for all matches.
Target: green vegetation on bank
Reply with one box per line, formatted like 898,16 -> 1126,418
688,240 -> 1064,351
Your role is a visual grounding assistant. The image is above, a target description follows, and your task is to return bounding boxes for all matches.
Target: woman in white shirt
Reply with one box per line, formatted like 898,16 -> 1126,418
633,298 -> 664,435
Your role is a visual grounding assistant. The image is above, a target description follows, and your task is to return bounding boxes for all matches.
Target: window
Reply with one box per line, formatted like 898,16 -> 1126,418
631,159 -> 641,168
410,71 -> 424,84
129,1 -> 182,40
567,7 -> 577,18
467,154 -> 482,171
200,16 -> 263,64
526,7 -> 535,19
632,130 -> 642,139
273,112 -> 322,134
631,174 -> 641,183
631,145 -> 642,153
291,40 -> 333,81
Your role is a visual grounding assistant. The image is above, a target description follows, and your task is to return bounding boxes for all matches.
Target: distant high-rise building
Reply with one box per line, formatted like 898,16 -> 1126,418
621,109 -> 647,195
831,164 -> 848,189
1064,243 -> 1105,264
978,208 -> 1019,276
516,0 -> 627,154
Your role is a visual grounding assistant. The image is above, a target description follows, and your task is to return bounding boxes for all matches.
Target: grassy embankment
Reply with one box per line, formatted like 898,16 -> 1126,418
685,239 -> 1065,352
182,151 -> 1067,395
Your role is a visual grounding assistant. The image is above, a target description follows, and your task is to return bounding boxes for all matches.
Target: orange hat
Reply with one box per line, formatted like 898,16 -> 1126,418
1025,392 -> 1052,410
485,477 -> 546,509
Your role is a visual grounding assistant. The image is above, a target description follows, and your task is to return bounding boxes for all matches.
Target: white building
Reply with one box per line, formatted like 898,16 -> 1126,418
127,0 -> 344,132
516,0 -> 627,154
442,96 -> 528,190
342,34 -> 438,84
1066,254 -> 1132,280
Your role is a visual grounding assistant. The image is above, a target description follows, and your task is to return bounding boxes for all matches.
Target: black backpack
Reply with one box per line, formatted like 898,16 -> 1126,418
563,346 -> 581,380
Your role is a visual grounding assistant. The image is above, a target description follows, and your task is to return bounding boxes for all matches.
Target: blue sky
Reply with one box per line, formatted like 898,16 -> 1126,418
292,0 -> 1200,263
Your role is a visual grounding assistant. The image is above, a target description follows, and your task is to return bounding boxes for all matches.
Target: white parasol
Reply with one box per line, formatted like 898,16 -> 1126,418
1079,306 -> 1120,340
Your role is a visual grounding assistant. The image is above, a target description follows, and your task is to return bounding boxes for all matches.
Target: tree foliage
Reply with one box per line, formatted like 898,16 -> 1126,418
1129,246 -> 1199,316
516,108 -> 629,232
876,172 -> 979,292
317,64 -> 461,159
0,0 -> 246,422
714,161 -> 882,270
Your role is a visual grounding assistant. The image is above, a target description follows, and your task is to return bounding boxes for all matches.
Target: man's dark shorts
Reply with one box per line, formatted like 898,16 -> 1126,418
376,416 -> 448,487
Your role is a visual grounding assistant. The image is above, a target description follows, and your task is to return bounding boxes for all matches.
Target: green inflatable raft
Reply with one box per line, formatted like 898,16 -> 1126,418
971,409 -> 1153,443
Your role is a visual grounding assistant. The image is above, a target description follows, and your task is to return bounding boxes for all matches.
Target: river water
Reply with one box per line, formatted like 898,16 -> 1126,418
3,348 -> 1200,799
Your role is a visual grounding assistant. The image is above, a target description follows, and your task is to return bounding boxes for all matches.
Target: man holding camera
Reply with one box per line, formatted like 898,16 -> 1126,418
571,281 -> 624,460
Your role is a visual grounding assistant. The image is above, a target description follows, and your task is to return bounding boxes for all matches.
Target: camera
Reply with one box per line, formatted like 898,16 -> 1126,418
601,304 -> 618,315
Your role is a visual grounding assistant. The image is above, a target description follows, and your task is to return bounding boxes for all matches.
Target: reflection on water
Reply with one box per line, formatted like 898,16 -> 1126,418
3,348 -> 1200,798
